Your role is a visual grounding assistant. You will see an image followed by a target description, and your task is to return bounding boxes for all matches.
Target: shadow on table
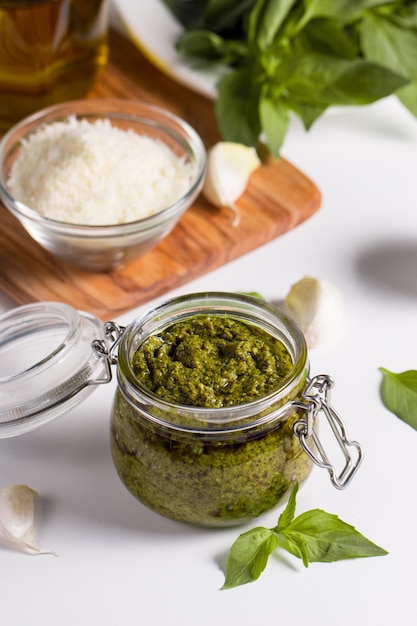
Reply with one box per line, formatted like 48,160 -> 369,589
355,239 -> 417,299
3,419 -> 206,538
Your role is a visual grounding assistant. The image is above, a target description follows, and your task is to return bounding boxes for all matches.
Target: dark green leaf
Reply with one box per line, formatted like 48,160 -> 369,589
280,54 -> 409,106
248,0 -> 297,48
162,0 -> 207,29
293,17 -> 359,59
360,12 -> 417,115
259,87 -> 289,156
300,0 -> 395,27
380,367 -> 417,429
176,30 -> 247,65
320,59 -> 409,105
162,0 -> 256,35
279,509 -> 388,564
291,102 -> 329,129
216,66 -> 262,146
397,82 -> 417,117
276,481 -> 298,530
222,527 -> 279,589
203,0 -> 256,34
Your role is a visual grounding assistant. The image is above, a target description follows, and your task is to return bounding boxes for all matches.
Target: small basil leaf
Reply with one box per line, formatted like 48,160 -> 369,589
279,54 -> 408,107
280,509 -> 388,563
203,0 -> 256,35
360,12 -> 417,115
248,0 -> 297,49
380,367 -> 417,430
360,12 -> 417,79
177,30 -> 247,66
290,102 -> 329,129
300,0 -> 393,26
216,66 -> 262,146
259,87 -> 289,157
293,17 -> 359,59
397,82 -> 417,117
222,527 -> 279,589
276,482 -> 298,531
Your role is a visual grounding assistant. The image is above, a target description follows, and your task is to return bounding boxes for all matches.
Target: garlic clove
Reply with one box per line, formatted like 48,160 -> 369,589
202,142 -> 261,225
285,276 -> 345,348
0,484 -> 56,555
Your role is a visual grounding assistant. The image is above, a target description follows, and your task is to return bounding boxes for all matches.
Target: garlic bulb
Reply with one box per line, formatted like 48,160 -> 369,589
202,142 -> 261,226
285,276 -> 345,348
0,484 -> 56,555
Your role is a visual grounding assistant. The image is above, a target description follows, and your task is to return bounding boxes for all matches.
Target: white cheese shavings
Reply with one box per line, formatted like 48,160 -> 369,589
8,116 -> 194,226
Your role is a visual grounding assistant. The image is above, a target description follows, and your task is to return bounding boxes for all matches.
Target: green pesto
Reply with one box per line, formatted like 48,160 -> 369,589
110,315 -> 311,527
130,316 -> 294,407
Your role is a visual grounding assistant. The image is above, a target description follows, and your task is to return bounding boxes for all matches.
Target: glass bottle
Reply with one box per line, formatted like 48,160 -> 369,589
0,0 -> 108,132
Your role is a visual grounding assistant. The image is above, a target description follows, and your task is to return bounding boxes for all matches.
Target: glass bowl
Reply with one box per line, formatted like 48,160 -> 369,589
0,98 -> 206,272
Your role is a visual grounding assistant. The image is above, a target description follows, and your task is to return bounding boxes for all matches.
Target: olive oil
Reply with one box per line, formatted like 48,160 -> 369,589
0,0 -> 108,131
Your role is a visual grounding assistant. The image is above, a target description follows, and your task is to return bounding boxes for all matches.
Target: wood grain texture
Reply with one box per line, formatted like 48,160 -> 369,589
0,29 -> 321,320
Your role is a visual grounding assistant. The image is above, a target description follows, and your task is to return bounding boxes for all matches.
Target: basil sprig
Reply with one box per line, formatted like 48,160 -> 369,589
380,367 -> 417,429
222,483 -> 387,589
164,0 -> 417,156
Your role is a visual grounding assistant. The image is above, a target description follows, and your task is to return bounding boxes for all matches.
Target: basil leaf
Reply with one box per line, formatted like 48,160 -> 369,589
282,54 -> 409,106
320,59 -> 410,105
276,481 -> 298,530
293,17 -> 359,59
222,527 -> 278,589
176,30 -> 247,66
278,509 -> 388,564
300,0 -> 394,26
291,102 -> 329,130
162,0 -> 206,29
259,87 -> 289,156
174,0 -> 417,156
222,483 -> 388,588
360,12 -> 417,115
216,65 -> 262,146
248,0 -> 297,49
163,0 -> 256,34
380,367 -> 417,429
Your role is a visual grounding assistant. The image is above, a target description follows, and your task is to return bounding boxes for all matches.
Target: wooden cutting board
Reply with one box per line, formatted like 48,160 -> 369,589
0,29 -> 321,320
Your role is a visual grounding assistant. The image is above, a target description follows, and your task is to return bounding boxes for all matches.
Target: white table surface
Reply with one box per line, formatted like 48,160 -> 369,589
2,8 -> 417,626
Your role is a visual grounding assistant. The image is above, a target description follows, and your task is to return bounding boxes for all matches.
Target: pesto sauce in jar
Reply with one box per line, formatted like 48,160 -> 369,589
131,316 -> 294,407
110,313 -> 312,527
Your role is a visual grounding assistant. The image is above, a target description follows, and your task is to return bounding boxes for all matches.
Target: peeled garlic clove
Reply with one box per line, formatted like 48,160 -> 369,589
285,276 -> 345,348
202,142 -> 261,225
0,484 -> 56,555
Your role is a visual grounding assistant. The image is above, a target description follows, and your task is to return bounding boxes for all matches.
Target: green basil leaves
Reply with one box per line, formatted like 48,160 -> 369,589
222,483 -> 387,588
164,0 -> 417,156
380,367 -> 417,430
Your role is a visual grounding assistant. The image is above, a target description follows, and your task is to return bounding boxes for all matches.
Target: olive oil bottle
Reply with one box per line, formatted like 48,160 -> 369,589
0,0 -> 108,132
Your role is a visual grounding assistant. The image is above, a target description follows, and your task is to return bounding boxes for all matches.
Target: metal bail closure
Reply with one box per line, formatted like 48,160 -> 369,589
91,321 -> 126,378
293,374 -> 364,489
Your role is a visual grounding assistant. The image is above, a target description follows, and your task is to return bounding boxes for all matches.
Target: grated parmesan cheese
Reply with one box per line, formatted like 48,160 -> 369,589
7,116 -> 194,226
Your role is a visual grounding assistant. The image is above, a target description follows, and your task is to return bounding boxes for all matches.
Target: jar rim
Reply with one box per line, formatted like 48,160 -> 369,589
117,291 -> 309,432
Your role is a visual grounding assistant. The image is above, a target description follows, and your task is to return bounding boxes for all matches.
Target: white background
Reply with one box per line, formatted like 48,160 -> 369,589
1,4 -> 417,625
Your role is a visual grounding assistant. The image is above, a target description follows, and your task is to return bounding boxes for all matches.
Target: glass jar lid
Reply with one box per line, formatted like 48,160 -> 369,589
0,301 -> 109,438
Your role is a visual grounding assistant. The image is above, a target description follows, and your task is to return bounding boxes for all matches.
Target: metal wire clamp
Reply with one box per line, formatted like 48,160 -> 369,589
293,374 -> 364,489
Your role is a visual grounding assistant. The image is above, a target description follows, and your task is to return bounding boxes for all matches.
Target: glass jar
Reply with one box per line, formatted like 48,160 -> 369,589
0,292 -> 363,527
0,0 -> 109,132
